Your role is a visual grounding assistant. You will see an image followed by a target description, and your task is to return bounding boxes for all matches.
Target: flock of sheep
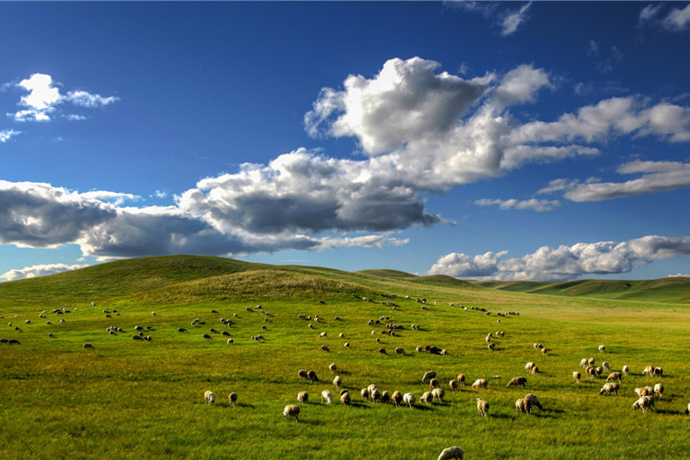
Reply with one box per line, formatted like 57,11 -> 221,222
3,287 -> 686,460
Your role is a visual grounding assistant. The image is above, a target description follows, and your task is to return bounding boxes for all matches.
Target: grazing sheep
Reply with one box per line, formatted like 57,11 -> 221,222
420,391 -> 433,405
321,390 -> 333,404
202,333 -> 212,339
422,371 -> 437,383
525,394 -> 543,412
602,361 -> 611,371
507,376 -> 527,388
204,391 -> 215,404
654,367 -> 663,376
403,392 -> 416,408
476,398 -> 489,417
283,404 -> 300,421
307,370 -> 319,382
541,347 -> 548,355
586,366 -> 597,378
515,398 -> 529,415
340,391 -> 351,405
432,388 -> 445,402
472,379 -> 488,389
449,379 -> 459,392
228,392 -> 237,407
333,376 -> 342,389
632,396 -> 655,413
685,403 -> 690,415
429,378 -> 441,389
298,369 -> 309,381
654,383 -> 665,398
83,343 -> 94,349
392,391 -> 403,407
488,342 -> 496,351
298,391 -> 309,404
531,365 -> 539,375
573,371 -> 581,383
371,388 -> 381,403
177,328 -> 187,332
437,446 -> 464,460
642,365 -> 654,376
599,382 -> 620,396
622,365 -> 630,375
344,342 -> 350,348
457,374 -> 466,386
395,347 -> 405,355
329,363 -> 337,372
321,345 -> 330,352
588,358 -> 595,366
580,358 -> 588,368
526,362 -> 536,371
360,388 -> 370,401
598,345 -> 605,353
606,372 -> 622,383
635,387 -> 654,397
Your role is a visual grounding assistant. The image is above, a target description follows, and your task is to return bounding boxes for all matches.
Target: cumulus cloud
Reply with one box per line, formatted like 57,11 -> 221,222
1,263 -> 89,281
663,3 -> 690,31
475,198 -> 561,212
10,73 -> 119,122
564,160 -> 690,202
429,235 -> 690,281
639,3 -> 663,26
0,129 -> 20,143
500,2 -> 532,36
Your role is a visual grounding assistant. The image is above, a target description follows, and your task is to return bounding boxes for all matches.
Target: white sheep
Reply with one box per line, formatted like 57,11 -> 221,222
599,382 -> 619,396
654,383 -> 664,398
420,391 -> 433,405
321,390 -> 333,404
580,358 -> 588,368
340,391 -> 351,405
472,379 -> 488,389
228,392 -> 237,407
329,363 -> 337,372
432,388 -> 445,402
204,390 -> 215,404
449,379 -> 459,392
298,391 -> 309,404
437,446 -> 464,460
526,362 -> 536,371
573,371 -> 581,383
476,398 -> 489,417
602,361 -> 610,371
622,365 -> 630,375
422,371 -> 437,382
333,375 -> 342,389
283,404 -> 300,421
403,392 -> 416,408
632,396 -> 654,413
598,344 -> 606,353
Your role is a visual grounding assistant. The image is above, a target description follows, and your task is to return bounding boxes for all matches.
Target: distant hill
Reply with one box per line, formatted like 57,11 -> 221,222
477,277 -> 690,304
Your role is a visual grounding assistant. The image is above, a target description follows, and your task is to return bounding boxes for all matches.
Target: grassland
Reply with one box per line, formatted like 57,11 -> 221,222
1,255 -> 689,459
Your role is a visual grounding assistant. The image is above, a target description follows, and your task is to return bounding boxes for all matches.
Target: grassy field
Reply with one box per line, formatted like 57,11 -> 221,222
1,255 -> 689,459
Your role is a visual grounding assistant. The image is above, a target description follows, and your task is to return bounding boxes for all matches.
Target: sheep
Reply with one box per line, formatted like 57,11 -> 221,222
429,378 -> 441,389
371,388 -> 381,403
437,446 -> 464,460
588,358 -> 595,366
333,376 -> 342,389
515,398 -> 529,415
227,338 -> 234,344
579,358 -> 588,368
599,382 -> 620,396
526,362 -> 536,371
204,390 -> 215,404
586,366 -> 597,378
541,347 -> 548,355
598,344 -> 605,353
642,365 -> 654,376
573,371 -> 581,383
632,396 -> 655,413
344,342 -> 350,348
606,372 -> 622,383
395,347 -> 405,355
654,367 -> 663,376
432,388 -> 445,402
602,361 -> 611,371
685,403 -> 690,415
622,365 -> 630,375
392,391 -> 403,407
488,342 -> 496,351
329,363 -> 337,372
635,387 -> 654,397
525,393 -> 543,412
283,404 -> 300,421
507,376 -> 527,388
422,371 -> 437,383
449,379 -> 459,392
228,392 -> 237,407
360,388 -> 370,401
476,398 -> 489,417
420,391 -> 434,405
531,365 -> 539,375
654,383 -> 665,398
403,392 -> 416,408
321,345 -> 330,352
321,390 -> 333,404
472,379 -> 488,389
298,369 -> 309,380
340,391 -> 351,405
457,374 -> 466,386
83,343 -> 94,349
298,391 -> 309,404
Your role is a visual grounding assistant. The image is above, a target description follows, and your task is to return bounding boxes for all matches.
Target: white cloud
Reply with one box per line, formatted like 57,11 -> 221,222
639,3 -> 663,25
475,198 -> 561,212
1,263 -> 89,281
663,3 -> 690,31
564,160 -> 690,202
0,129 -> 20,143
10,73 -> 119,122
668,273 -> 690,278
429,235 -> 690,281
500,2 -> 532,36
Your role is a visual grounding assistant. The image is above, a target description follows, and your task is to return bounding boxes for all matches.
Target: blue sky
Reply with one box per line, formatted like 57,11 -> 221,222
1,1 -> 690,282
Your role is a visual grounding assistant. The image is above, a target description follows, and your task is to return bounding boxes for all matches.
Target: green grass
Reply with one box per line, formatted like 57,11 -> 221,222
1,255 -> 690,459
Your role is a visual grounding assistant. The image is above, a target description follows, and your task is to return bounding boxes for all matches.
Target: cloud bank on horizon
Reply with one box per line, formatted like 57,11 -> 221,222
1,2 -> 689,281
